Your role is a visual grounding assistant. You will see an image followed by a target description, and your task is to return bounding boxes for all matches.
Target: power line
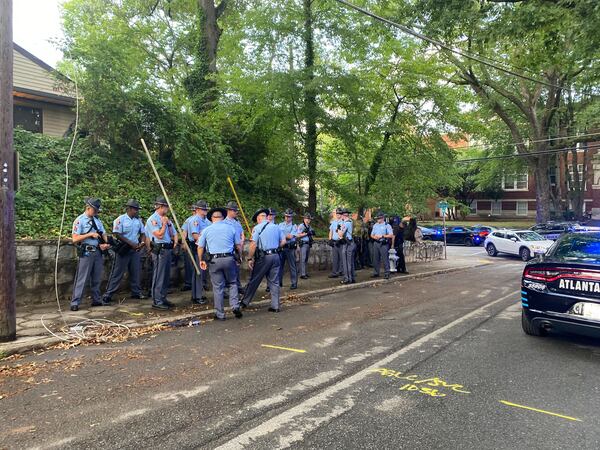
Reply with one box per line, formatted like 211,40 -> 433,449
450,131 -> 600,151
456,143 -> 600,163
333,0 -> 564,90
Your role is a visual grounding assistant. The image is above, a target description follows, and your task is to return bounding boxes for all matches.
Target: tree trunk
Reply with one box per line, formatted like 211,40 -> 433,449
533,158 -> 552,223
303,0 -> 318,214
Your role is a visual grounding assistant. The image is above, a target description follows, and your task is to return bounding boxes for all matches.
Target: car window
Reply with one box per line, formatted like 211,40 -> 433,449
550,234 -> 600,260
452,227 -> 464,232
506,233 -> 518,240
494,232 -> 505,239
516,231 -> 544,241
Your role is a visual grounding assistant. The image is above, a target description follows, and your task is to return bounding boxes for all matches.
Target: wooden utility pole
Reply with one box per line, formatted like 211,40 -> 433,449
0,0 -> 16,342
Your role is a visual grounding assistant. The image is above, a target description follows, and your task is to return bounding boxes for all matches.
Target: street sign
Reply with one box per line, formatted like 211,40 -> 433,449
436,201 -> 449,260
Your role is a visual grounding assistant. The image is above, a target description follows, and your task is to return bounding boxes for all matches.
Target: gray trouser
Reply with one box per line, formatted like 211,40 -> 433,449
279,246 -> 298,286
191,250 -> 204,300
330,243 -> 343,276
299,243 -> 310,277
151,248 -> 172,304
71,250 -> 104,306
209,256 -> 239,319
103,250 -> 142,299
373,242 -> 390,276
183,241 -> 195,288
242,253 -> 281,310
342,241 -> 356,282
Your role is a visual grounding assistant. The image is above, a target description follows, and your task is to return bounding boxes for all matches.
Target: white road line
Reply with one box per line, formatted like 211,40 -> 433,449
477,289 -> 491,298
215,290 -> 519,450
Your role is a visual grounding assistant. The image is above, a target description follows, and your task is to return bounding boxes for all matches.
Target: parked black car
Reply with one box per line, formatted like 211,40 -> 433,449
521,232 -> 600,338
530,222 -> 586,241
425,226 -> 483,246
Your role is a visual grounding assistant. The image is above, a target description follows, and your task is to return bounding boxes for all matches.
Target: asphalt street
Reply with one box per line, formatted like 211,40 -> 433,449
2,247 -> 599,449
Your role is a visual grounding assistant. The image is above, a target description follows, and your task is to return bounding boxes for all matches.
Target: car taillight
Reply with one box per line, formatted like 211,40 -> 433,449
523,267 -> 600,282
479,231 -> 488,237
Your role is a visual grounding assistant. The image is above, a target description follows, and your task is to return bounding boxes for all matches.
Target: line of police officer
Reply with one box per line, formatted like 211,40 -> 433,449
69,197 -> 397,319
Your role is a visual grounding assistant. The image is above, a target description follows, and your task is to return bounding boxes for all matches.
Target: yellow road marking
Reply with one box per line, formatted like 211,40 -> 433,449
261,344 -> 306,353
500,400 -> 582,422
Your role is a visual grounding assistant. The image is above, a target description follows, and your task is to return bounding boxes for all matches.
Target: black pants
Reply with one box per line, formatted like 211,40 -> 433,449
395,245 -> 406,273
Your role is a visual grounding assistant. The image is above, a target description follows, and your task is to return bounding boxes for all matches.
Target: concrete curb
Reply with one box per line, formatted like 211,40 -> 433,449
0,263 -> 482,358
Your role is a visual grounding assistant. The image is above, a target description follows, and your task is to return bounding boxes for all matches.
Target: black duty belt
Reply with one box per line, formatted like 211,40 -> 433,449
211,253 -> 234,259
83,245 -> 99,252
153,243 -> 174,250
263,249 -> 279,255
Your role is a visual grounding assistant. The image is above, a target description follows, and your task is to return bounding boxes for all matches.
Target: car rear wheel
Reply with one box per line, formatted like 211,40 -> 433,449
464,238 -> 473,247
521,310 -> 545,337
520,247 -> 531,261
486,243 -> 498,257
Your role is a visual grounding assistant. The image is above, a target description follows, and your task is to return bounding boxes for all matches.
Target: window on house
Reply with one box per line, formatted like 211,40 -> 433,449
469,201 -> 477,215
502,172 -> 528,190
491,201 -> 502,216
516,201 -> 528,216
549,166 -> 558,186
13,105 -> 43,133
568,164 -> 587,190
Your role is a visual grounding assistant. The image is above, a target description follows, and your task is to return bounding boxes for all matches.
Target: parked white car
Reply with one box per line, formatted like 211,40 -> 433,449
484,230 -> 554,261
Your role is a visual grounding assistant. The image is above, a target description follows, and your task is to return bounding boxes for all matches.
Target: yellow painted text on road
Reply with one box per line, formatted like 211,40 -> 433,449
261,344 -> 307,353
500,400 -> 582,422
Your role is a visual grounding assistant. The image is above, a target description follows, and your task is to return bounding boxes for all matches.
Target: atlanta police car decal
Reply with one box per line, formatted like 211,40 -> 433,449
559,279 -> 600,294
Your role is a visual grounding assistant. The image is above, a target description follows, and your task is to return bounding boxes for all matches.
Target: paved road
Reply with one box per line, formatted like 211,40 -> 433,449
2,251 -> 598,449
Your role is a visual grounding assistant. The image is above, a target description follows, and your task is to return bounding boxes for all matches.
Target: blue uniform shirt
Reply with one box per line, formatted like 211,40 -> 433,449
224,217 -> 244,240
146,212 -> 175,244
73,213 -> 106,246
341,219 -> 353,241
371,222 -> 392,238
279,221 -> 297,243
298,222 -> 311,243
329,220 -> 341,241
113,213 -> 145,243
253,222 -> 284,251
198,220 -> 240,254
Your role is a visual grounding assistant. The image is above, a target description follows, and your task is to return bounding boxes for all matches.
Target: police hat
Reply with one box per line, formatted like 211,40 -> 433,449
335,207 -> 343,214
207,207 -> 227,222
375,210 -> 385,219
154,196 -> 168,208
341,207 -> 351,215
303,212 -> 313,220
225,201 -> 239,212
268,208 -> 277,216
124,199 -> 140,210
85,197 -> 102,212
284,208 -> 295,217
252,208 -> 270,222
191,199 -> 209,211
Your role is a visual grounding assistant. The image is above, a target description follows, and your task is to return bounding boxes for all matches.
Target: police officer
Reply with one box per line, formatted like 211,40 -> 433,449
224,201 -> 245,294
370,210 -> 394,279
197,207 -> 243,320
70,198 -> 111,311
278,209 -> 298,289
339,208 -> 356,284
241,208 -> 286,312
182,200 -> 210,304
394,219 -> 408,274
146,196 -> 178,310
102,199 -> 146,304
265,208 -> 278,293
328,208 -> 343,278
296,213 -> 314,279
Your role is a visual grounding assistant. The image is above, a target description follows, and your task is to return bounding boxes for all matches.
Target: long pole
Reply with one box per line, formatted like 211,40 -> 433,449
443,209 -> 447,260
226,176 -> 252,236
140,139 -> 200,275
0,0 -> 16,342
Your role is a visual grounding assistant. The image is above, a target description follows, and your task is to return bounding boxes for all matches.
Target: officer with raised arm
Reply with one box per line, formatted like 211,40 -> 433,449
146,197 -> 178,310
102,199 -> 146,304
241,208 -> 286,312
197,207 -> 243,320
370,210 -> 394,279
224,201 -> 245,295
70,198 -> 111,311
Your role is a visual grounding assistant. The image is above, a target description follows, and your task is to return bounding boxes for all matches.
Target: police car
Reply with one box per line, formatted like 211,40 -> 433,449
521,232 -> 600,338
484,229 -> 554,261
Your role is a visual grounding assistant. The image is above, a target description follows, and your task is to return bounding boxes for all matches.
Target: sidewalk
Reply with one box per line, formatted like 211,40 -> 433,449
1,255 -> 489,357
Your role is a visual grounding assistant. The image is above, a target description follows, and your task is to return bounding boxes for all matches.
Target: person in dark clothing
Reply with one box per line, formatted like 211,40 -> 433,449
404,217 -> 418,243
394,221 -> 408,274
